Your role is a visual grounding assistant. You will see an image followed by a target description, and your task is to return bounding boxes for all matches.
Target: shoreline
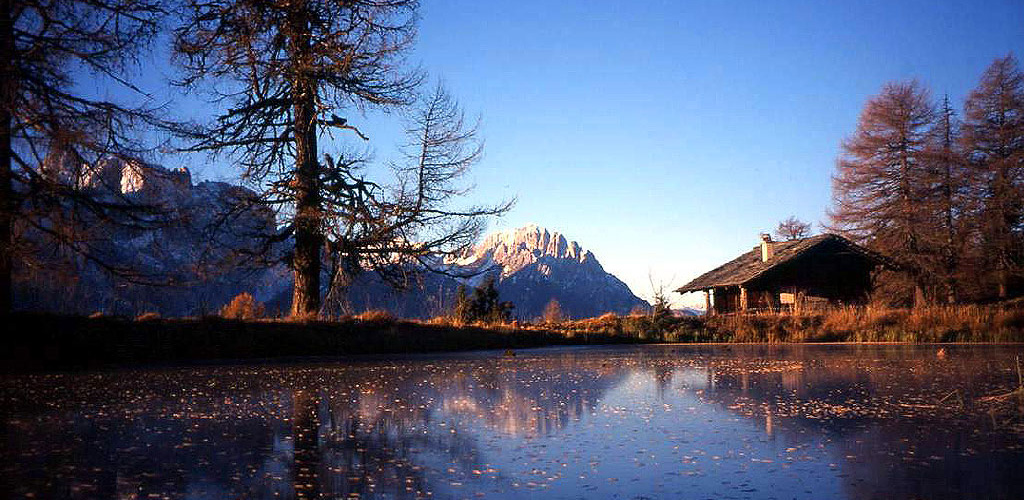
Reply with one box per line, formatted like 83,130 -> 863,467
6,308 -> 1024,372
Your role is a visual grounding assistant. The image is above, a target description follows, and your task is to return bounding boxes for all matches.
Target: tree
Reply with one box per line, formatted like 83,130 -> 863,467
829,80 -> 937,306
175,0 -> 508,318
321,84 -> 512,313
541,298 -> 564,323
962,54 -> 1024,299
454,275 -> 513,325
924,95 -> 968,303
0,0 -> 168,313
452,284 -> 470,324
774,216 -> 811,241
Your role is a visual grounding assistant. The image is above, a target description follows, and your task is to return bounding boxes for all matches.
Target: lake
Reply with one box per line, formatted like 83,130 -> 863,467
2,344 -> 1023,499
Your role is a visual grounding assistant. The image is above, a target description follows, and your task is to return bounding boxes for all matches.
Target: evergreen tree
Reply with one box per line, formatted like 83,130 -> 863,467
924,95 -> 968,303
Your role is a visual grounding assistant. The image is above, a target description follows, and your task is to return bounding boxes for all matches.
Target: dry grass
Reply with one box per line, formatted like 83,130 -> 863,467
702,304 -> 1024,343
356,309 -> 395,323
219,292 -> 265,320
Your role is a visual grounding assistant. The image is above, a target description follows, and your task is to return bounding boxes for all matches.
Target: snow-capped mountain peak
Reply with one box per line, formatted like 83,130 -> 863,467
452,225 -> 647,318
460,224 -> 598,277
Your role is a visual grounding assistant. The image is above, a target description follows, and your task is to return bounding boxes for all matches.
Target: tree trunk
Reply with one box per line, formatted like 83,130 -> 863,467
913,284 -> 926,309
0,0 -> 13,315
292,389 -> 320,499
289,4 -> 322,318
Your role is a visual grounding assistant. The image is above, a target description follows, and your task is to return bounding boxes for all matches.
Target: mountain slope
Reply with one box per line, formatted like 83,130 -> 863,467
455,225 -> 649,319
15,159 -> 648,319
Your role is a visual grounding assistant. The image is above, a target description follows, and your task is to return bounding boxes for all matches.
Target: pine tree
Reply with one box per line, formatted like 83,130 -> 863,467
924,95 -> 967,303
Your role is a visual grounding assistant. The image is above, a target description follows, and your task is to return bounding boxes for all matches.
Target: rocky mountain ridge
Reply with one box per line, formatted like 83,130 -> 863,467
453,225 -> 649,318
17,160 -> 649,319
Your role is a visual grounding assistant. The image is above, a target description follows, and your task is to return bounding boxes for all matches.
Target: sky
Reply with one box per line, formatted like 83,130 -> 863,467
124,0 -> 1024,308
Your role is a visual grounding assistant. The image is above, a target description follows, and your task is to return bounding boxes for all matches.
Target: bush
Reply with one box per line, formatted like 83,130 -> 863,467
357,310 -> 394,323
220,292 -> 265,320
542,299 -> 565,323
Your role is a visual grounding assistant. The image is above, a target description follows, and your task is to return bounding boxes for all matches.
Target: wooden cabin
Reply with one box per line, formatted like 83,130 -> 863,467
675,234 -> 888,314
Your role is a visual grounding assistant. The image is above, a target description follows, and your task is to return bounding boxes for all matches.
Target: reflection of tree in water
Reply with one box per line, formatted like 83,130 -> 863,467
1,355 -> 627,499
289,355 -> 628,498
688,346 -> 1024,500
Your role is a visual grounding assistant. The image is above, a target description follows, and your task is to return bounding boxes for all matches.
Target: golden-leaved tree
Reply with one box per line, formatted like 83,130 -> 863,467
962,54 -> 1024,299
829,80 -> 937,306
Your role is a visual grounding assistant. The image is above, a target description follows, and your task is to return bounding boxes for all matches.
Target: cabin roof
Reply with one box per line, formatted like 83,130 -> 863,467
674,234 -> 886,294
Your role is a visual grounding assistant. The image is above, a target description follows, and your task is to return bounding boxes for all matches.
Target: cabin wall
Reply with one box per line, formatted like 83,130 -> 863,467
712,287 -> 742,313
747,242 -> 875,309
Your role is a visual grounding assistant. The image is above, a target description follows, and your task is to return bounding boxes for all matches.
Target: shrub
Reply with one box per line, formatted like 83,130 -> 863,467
542,299 -> 565,324
357,310 -> 394,323
220,292 -> 265,320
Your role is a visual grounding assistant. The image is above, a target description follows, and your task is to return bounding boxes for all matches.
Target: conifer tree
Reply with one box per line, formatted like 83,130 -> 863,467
830,80 -> 937,306
1,0 -> 167,313
175,0 -> 508,318
962,54 -> 1024,299
925,95 -> 967,303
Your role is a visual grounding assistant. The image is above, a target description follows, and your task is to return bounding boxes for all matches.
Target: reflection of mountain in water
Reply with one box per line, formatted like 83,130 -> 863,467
4,346 -> 1024,500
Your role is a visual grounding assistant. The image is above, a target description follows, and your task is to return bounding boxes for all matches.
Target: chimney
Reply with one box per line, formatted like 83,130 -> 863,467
760,233 -> 774,262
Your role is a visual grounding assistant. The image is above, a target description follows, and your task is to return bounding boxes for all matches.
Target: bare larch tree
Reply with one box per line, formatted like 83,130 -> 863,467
774,216 -> 811,241
829,80 -> 937,306
924,95 -> 967,304
962,54 -> 1024,299
175,0 -> 508,317
0,0 -> 167,313
320,83 -> 512,314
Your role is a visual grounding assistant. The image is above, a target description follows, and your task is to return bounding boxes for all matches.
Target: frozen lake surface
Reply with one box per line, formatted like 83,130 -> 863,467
3,344 -> 1024,499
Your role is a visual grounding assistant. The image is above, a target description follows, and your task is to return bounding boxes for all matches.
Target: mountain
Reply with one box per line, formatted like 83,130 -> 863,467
15,158 -> 288,316
15,159 -> 648,320
453,225 -> 650,319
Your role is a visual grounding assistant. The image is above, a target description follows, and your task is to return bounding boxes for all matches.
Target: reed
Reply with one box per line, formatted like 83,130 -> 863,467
700,304 -> 1024,343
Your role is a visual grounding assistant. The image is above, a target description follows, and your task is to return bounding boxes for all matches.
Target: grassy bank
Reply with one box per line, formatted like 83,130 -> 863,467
7,305 -> 1024,371
702,305 -> 1024,343
544,305 -> 1024,343
2,312 -> 650,372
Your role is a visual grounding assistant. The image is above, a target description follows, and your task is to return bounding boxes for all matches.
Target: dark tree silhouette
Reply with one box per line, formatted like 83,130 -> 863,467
175,0 -> 508,318
321,84 -> 512,314
0,0 -> 168,313
774,216 -> 811,241
451,275 -> 513,325
924,95 -> 968,303
829,80 -> 936,306
962,54 -> 1024,299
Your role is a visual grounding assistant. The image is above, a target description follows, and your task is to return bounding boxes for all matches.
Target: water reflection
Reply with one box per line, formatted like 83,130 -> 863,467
2,345 -> 1023,499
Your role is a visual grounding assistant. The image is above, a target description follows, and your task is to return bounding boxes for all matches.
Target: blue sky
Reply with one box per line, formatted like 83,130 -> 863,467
130,0 -> 1024,307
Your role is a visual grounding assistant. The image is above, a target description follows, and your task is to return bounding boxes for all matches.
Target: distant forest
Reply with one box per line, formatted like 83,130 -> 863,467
829,54 -> 1024,306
